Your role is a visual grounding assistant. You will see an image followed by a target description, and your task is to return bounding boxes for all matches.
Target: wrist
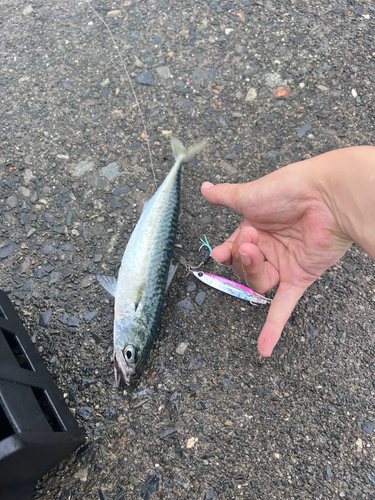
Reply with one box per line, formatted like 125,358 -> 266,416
311,146 -> 375,260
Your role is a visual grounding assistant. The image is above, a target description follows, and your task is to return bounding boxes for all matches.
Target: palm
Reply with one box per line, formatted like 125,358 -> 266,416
214,187 -> 349,294
236,207 -> 348,294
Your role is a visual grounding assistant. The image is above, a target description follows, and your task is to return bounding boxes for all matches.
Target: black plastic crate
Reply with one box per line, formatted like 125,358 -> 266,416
0,290 -> 85,500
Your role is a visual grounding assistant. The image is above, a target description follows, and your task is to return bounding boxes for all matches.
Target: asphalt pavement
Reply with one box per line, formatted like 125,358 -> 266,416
1,1 -> 375,499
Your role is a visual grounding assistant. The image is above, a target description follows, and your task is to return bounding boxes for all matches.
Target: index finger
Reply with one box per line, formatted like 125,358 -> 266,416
211,226 -> 241,265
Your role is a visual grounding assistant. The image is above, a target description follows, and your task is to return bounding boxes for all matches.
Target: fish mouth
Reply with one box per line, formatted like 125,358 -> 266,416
114,352 -> 134,387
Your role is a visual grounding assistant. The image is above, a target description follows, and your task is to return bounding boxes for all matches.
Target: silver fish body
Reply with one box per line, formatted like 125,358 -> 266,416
101,138 -> 207,386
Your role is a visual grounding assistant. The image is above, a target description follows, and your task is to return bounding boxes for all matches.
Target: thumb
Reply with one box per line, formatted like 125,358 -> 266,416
201,182 -> 248,214
257,282 -> 305,357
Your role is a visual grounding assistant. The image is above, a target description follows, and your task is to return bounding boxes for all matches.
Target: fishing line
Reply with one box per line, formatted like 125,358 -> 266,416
83,0 -> 157,189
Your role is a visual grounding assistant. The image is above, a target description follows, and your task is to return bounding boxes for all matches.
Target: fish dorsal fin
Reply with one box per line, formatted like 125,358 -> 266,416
142,197 -> 152,214
97,275 -> 117,297
170,137 -> 208,163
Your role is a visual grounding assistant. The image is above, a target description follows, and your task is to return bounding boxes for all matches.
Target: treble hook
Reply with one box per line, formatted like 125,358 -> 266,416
199,234 -> 213,255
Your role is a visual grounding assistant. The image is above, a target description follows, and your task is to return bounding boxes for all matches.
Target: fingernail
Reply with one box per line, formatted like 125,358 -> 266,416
202,182 -> 214,189
240,251 -> 251,267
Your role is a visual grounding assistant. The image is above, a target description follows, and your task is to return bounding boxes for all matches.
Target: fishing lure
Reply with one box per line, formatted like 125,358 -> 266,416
189,268 -> 272,305
188,236 -> 272,306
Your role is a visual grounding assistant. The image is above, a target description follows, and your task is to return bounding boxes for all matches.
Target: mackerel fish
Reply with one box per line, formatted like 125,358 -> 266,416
98,137 -> 207,386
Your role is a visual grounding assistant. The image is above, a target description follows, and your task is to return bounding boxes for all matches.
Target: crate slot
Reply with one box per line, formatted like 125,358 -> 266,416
0,397 -> 15,441
1,328 -> 34,371
31,388 -> 66,432
0,305 -> 7,320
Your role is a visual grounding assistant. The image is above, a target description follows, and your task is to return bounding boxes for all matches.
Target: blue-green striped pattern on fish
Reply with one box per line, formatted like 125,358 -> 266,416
112,137 -> 207,386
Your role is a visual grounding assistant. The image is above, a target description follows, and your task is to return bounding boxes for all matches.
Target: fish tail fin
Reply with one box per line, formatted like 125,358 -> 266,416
171,137 -> 207,163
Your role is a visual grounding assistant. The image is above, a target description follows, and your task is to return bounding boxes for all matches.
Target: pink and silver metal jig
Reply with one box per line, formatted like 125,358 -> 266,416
189,268 -> 272,306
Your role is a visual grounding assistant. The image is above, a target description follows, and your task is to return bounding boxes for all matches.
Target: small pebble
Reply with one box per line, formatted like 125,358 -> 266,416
245,88 -> 257,101
65,211 -> 73,226
18,186 -> 31,197
361,422 -> 374,434
77,407 -> 94,421
141,473 -> 159,500
186,280 -> 196,292
186,436 -> 198,449
81,275 -> 93,288
112,187 -> 130,196
49,271 -> 60,285
136,71 -> 154,86
6,196 -> 18,208
72,161 -> 94,178
0,241 -> 16,259
297,124 -> 312,138
30,191 -> 39,203
101,162 -> 120,181
176,342 -> 188,355
151,35 -> 162,48
222,374 -> 230,388
192,69 -> 206,86
156,66 -> 171,79
75,468 -> 88,482
58,314 -> 81,328
177,297 -> 195,314
103,407 -> 117,420
323,465 -> 332,480
20,256 -> 31,273
23,279 -> 33,291
267,150 -> 279,158
39,309 -> 52,327
307,323 -> 317,337
137,182 -> 149,192
194,291 -> 207,306
98,490 -> 109,500
181,98 -> 194,108
125,142 -> 140,151
84,311 -> 98,323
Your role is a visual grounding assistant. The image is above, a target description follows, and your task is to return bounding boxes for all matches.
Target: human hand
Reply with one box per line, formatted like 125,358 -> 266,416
201,157 -> 353,357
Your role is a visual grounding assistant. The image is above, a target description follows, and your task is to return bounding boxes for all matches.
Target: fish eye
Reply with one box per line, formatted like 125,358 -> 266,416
198,272 -> 203,277
123,345 -> 137,363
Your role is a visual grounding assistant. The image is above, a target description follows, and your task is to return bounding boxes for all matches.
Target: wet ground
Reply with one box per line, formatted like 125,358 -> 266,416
1,0 -> 375,499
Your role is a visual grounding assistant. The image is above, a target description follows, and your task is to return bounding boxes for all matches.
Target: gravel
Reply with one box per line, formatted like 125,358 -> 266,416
1,1 -> 375,499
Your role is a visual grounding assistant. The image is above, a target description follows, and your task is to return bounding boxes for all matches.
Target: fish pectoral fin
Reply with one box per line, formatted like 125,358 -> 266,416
97,275 -> 117,297
166,261 -> 178,291
133,283 -> 145,312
